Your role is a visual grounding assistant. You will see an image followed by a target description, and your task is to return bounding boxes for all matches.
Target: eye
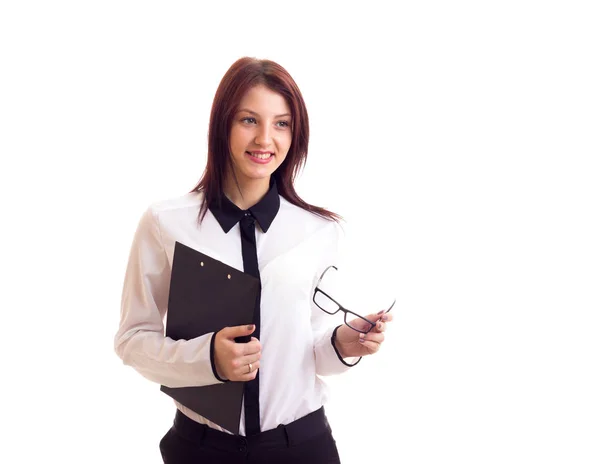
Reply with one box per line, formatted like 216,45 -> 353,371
276,120 -> 290,128
241,117 -> 257,124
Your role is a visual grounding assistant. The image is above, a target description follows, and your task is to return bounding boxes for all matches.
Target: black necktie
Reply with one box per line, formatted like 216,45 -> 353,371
239,212 -> 261,435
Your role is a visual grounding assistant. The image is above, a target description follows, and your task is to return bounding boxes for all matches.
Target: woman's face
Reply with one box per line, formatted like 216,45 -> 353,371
228,84 -> 293,189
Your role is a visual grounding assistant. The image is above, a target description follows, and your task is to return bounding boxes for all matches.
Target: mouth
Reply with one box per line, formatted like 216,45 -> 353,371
246,151 -> 274,160
245,151 -> 274,164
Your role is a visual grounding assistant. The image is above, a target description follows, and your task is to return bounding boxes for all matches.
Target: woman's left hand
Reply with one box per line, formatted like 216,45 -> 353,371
334,310 -> 394,358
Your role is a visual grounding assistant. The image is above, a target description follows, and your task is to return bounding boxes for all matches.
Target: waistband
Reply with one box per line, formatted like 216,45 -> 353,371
173,407 -> 331,452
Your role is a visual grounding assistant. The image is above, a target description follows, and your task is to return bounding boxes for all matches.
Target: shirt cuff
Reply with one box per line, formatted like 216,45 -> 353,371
331,325 -> 362,367
210,331 -> 229,383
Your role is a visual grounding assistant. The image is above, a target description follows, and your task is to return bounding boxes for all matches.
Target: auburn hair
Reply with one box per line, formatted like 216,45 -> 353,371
190,57 -> 341,223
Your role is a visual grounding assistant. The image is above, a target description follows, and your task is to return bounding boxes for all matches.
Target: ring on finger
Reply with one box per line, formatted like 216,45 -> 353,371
248,363 -> 252,374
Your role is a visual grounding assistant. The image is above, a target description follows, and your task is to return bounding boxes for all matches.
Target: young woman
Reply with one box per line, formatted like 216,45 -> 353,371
114,57 -> 393,463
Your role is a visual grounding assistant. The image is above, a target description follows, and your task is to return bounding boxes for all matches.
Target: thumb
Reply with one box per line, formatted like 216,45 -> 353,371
219,324 -> 255,339
363,301 -> 395,322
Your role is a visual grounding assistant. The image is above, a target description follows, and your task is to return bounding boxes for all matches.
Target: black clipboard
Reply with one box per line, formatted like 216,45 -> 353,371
160,241 -> 259,433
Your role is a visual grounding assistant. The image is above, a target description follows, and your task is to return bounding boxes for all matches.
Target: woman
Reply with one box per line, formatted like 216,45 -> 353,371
114,57 -> 393,463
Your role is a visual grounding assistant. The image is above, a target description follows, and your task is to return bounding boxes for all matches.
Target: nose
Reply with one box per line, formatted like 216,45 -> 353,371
254,124 -> 272,147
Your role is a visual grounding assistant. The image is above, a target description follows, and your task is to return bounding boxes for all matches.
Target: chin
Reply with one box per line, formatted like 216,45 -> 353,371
246,166 -> 277,179
240,170 -> 274,182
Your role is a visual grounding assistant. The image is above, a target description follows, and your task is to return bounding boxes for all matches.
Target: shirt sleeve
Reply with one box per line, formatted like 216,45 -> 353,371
311,221 -> 362,375
114,206 -> 224,388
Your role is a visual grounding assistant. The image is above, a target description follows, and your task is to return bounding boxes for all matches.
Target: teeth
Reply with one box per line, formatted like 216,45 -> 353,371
249,152 -> 272,160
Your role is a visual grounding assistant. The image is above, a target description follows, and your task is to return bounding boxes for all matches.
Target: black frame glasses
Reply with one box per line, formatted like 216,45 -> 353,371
313,265 -> 396,334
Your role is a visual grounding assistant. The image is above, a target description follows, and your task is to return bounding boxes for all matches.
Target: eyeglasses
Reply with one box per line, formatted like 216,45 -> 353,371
313,265 -> 396,334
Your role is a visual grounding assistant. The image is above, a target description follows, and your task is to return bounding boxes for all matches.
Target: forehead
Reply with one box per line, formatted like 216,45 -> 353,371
237,85 -> 291,116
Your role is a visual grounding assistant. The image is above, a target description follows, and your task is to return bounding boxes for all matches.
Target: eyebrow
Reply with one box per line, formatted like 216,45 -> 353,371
237,108 -> 292,119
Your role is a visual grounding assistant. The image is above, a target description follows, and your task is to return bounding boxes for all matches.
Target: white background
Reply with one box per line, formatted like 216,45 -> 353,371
1,1 -> 599,463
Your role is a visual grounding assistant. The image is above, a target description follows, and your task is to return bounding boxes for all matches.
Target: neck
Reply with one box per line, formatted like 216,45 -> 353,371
223,176 -> 271,210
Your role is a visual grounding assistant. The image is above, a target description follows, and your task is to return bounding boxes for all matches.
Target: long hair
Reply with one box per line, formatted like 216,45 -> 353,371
190,57 -> 341,223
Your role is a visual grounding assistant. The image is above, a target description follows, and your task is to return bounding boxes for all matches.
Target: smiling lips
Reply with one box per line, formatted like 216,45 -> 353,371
246,151 -> 274,163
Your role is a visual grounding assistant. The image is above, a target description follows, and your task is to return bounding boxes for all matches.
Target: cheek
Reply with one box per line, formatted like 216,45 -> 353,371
229,128 -> 248,152
278,133 -> 293,154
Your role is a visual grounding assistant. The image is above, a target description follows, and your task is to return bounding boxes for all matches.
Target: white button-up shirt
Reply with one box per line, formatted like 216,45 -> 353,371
114,189 -> 356,435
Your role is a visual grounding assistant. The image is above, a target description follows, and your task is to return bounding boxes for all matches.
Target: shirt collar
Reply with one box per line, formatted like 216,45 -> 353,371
209,179 -> 280,233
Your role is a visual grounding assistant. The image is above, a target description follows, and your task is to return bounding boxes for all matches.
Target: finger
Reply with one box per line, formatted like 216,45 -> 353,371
363,309 -> 393,324
373,320 -> 387,333
371,300 -> 396,323
345,317 -> 375,333
380,312 -> 394,323
239,370 -> 259,382
238,352 -> 262,367
235,360 -> 261,380
228,352 -> 260,372
229,339 -> 261,358
362,312 -> 384,323
358,339 -> 381,354
219,324 -> 256,340
240,339 -> 262,356
361,332 -> 385,344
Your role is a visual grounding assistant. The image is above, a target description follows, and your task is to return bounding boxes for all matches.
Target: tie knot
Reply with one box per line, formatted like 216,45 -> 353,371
241,212 -> 255,227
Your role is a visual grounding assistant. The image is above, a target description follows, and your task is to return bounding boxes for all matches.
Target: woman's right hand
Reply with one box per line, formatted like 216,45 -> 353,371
213,324 -> 261,381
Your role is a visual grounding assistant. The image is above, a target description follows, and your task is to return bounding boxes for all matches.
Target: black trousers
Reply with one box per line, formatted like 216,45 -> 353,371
160,407 -> 341,463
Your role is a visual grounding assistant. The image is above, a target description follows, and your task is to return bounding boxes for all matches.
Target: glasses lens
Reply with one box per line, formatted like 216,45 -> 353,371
345,313 -> 372,333
314,291 -> 339,314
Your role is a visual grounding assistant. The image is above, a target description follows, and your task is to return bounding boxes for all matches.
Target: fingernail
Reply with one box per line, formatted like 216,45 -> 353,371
359,333 -> 365,340
359,338 -> 365,343
247,324 -> 254,330
378,322 -> 383,329
382,315 -> 388,322
377,310 -> 385,315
